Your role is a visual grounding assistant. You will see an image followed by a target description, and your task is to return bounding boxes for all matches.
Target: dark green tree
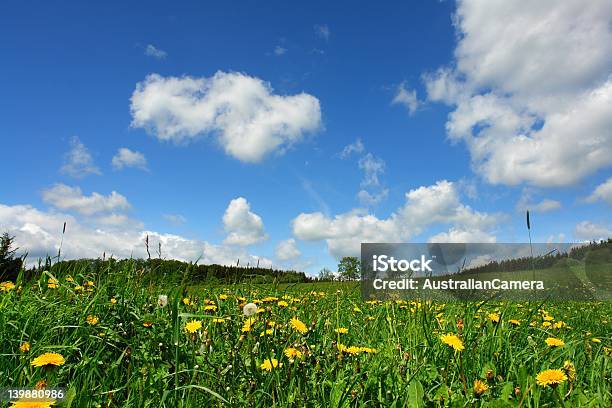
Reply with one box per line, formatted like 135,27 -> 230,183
338,256 -> 361,281
0,232 -> 23,281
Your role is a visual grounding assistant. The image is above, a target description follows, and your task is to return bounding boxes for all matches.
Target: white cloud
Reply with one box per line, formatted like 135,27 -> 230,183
516,189 -> 561,213
574,221 -> 612,240
292,180 -> 500,258
42,184 -> 130,216
584,177 -> 612,205
275,238 -> 301,261
163,213 -> 187,225
314,24 -> 330,41
273,46 -> 287,56
421,0 -> 612,187
222,197 -> 267,246
357,189 -> 389,206
358,153 -> 385,188
428,228 -> 496,243
111,148 -> 148,170
144,44 -> 167,59
0,202 -> 271,267
60,137 -> 101,178
392,82 -> 420,115
130,72 -> 322,163
339,138 -> 365,159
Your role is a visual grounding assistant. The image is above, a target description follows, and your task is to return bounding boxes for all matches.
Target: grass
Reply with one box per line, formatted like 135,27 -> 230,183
0,261 -> 610,407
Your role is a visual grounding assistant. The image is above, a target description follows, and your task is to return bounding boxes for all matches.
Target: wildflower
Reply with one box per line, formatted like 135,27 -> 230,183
591,338 -> 601,343
203,305 -> 217,312
212,318 -> 225,324
182,298 -> 191,305
284,347 -> 303,360
508,319 -> 521,326
260,358 -> 280,371
277,300 -> 289,307
353,306 -> 362,313
65,276 -> 74,282
335,327 -> 349,334
10,400 -> 56,408
241,317 -> 256,332
185,320 -> 202,333
440,333 -> 464,351
219,294 -> 228,300
47,278 -> 59,289
143,321 -> 153,328
488,312 -> 500,323
473,379 -> 489,397
20,342 -> 31,353
74,285 -> 83,292
545,337 -> 565,348
562,360 -> 576,382
358,347 -> 377,354
86,315 -> 99,325
260,329 -> 274,337
345,346 -> 361,355
157,295 -> 168,308
290,318 -> 308,334
542,321 -> 552,327
0,281 -> 16,292
243,302 -> 258,316
31,352 -> 65,367
110,298 -> 117,305
536,369 -> 567,388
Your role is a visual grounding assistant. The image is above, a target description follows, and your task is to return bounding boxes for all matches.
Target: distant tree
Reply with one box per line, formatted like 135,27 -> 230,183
0,232 -> 23,281
318,267 -> 334,281
338,256 -> 361,281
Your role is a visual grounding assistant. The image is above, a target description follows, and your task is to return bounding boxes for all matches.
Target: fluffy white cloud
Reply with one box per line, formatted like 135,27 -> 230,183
358,153 -> 385,188
516,190 -> 561,213
574,221 -> 612,240
292,180 -> 500,257
422,0 -> 612,186
339,138 -> 365,159
428,228 -> 496,243
222,197 -> 267,246
392,83 -> 420,115
584,177 -> 612,205
0,202 -> 270,267
357,189 -> 389,206
130,72 -> 322,163
60,137 -> 101,178
144,44 -> 167,59
112,148 -> 148,170
42,184 -> 130,216
275,238 -> 301,261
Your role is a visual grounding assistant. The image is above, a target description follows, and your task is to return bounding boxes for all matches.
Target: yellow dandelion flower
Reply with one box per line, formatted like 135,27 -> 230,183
473,379 -> 489,396
110,298 -> 117,305
358,347 -> 377,354
345,346 -> 361,355
337,343 -> 347,353
143,321 -> 153,327
277,300 -> 289,307
284,347 -> 303,360
184,320 -> 202,333
562,360 -> 576,382
542,321 -> 552,327
47,279 -> 59,289
591,338 -> 601,343
219,294 -> 228,300
543,314 -> 554,321
335,327 -> 349,334
65,276 -> 74,282
260,328 -> 274,337
488,312 -> 500,323
182,298 -> 191,305
74,285 -> 83,292
353,306 -> 362,313
241,317 -> 255,332
545,337 -> 565,348
440,333 -> 464,351
260,358 -> 280,371
212,318 -> 225,324
508,319 -> 521,326
19,342 -> 31,353
204,305 -> 217,311
31,352 -> 65,367
0,281 -> 16,292
536,369 -> 567,388
86,315 -> 99,325
290,318 -> 308,334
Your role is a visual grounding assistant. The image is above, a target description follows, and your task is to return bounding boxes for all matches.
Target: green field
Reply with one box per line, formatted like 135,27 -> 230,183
1,263 -> 611,407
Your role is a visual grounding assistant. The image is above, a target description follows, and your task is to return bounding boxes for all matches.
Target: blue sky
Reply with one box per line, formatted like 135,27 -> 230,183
1,0 -> 611,275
